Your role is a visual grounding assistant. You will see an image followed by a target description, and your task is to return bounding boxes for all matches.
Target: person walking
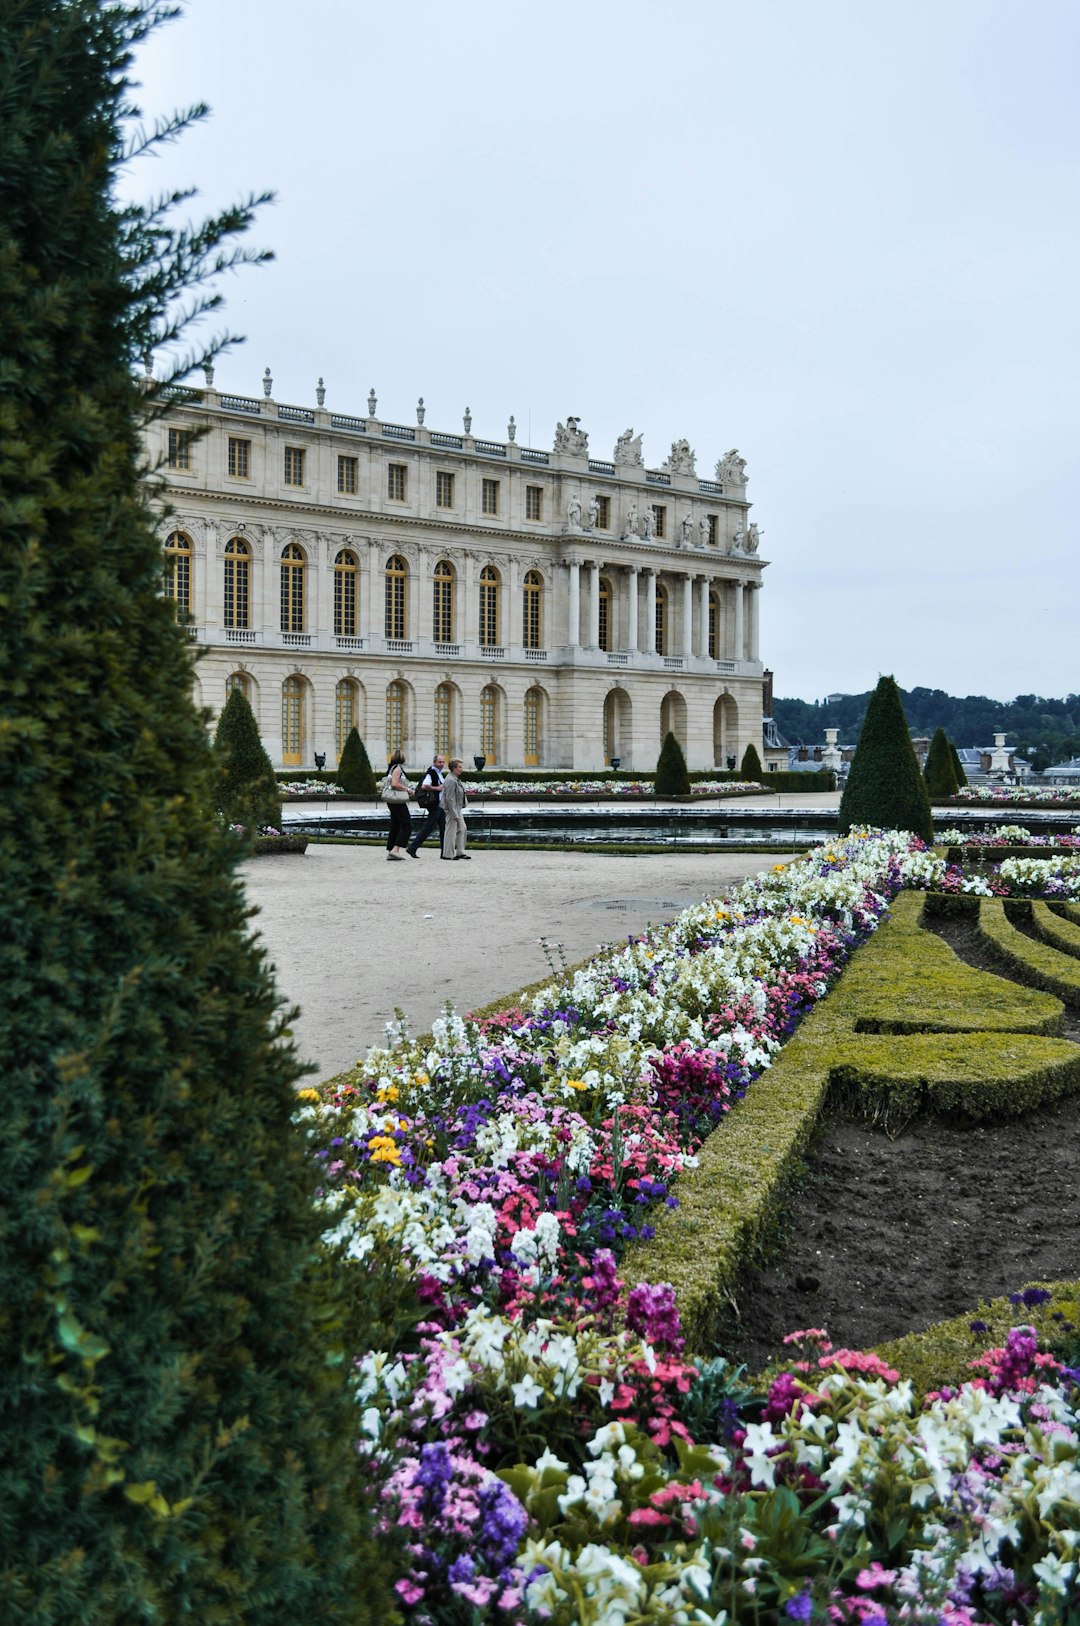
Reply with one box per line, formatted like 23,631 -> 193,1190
405,754 -> 446,857
382,750 -> 413,861
440,759 -> 471,861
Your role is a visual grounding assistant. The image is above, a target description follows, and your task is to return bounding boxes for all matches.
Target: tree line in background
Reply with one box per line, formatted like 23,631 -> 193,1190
774,688 -> 1080,771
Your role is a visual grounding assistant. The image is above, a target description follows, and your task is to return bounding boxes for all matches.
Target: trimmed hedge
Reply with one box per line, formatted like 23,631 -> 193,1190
1029,900 -> 1080,961
977,899 -> 1080,1005
623,889 -> 1072,1349
253,834 -> 309,856
876,1279 -> 1080,1397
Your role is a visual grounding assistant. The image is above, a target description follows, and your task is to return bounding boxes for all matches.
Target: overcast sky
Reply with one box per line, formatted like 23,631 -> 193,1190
121,0 -> 1080,702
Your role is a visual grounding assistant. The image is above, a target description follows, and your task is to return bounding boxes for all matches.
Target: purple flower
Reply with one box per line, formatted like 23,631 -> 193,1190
784,1590 -> 813,1620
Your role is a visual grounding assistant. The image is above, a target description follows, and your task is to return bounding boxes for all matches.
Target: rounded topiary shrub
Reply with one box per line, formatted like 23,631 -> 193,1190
336,726 -> 377,796
739,742 -> 764,781
655,731 -> 691,795
213,685 -> 282,831
838,675 -> 934,842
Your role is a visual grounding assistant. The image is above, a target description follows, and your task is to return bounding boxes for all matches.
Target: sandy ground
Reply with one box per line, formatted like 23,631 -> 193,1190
240,845 -> 798,1083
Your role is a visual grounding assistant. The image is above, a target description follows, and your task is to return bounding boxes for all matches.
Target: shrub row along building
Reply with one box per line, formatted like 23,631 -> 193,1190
150,371 -> 768,770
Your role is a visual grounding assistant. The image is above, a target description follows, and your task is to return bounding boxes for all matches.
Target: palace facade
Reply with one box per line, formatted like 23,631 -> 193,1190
149,374 -> 769,771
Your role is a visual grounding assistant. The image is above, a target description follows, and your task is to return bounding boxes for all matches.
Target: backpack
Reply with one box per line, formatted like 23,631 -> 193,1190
416,771 -> 440,810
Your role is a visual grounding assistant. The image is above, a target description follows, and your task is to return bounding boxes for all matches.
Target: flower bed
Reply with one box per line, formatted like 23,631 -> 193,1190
462,778 -> 768,799
952,785 -> 1080,806
300,834 -> 1080,1622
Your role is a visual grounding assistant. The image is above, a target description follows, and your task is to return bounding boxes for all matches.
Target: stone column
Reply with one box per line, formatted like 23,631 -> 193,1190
697,576 -> 709,658
588,562 -> 600,648
748,582 -> 760,662
408,549 -> 422,645
645,569 -> 657,655
681,573 -> 693,658
734,579 -> 745,662
313,535 -> 331,640
461,552 -> 476,647
363,541 -> 379,643
567,560 -> 580,648
626,566 -> 639,653
506,557 -> 520,649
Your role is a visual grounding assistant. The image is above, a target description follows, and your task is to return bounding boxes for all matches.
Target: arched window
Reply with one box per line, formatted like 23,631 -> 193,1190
386,680 -> 407,757
164,530 -> 192,618
522,569 -> 543,649
280,541 -> 305,634
479,565 -> 500,647
480,684 -> 500,765
434,682 -> 454,757
335,678 -> 359,760
334,549 -> 358,637
226,671 -> 251,703
385,555 -> 408,641
433,559 -> 455,643
598,576 -> 612,652
224,536 -> 250,630
655,583 -> 668,656
708,590 -> 720,659
524,688 -> 543,767
282,675 -> 305,766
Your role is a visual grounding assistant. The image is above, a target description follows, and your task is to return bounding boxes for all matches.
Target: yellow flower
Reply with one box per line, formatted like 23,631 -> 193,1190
376,1083 -> 400,1103
772,863 -> 787,872
295,1087 -> 320,1103
367,1134 -> 402,1166
414,1072 -> 429,1087
564,1079 -> 588,1091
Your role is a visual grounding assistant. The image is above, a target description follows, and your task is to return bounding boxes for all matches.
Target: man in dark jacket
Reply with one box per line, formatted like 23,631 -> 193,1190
405,755 -> 446,856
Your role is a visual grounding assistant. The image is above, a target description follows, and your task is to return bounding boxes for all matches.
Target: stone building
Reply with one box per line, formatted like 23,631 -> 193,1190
149,372 -> 768,771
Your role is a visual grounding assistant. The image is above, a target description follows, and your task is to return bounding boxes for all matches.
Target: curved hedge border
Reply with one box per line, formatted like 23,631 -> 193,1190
623,891 -> 1074,1350
978,898 -> 1080,1004
875,1278 -> 1080,1396
252,833 -> 309,856
1030,900 -> 1080,960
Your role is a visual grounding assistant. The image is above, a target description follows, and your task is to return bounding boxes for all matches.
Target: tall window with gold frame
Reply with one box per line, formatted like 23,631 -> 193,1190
598,576 -> 612,652
434,683 -> 454,757
335,678 -> 358,760
164,530 -> 192,618
479,565 -> 500,647
655,584 -> 667,655
334,548 -> 358,637
480,685 -> 499,765
385,554 -> 408,640
223,536 -> 250,629
522,569 -> 542,649
226,671 -> 251,703
433,559 -> 455,643
386,680 -> 407,756
524,688 -> 542,766
282,675 -> 305,766
280,542 -> 305,633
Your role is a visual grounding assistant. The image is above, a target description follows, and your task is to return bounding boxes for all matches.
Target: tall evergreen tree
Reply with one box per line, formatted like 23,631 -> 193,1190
336,726 -> 377,795
739,741 -> 764,781
923,726 -> 959,799
655,731 -> 691,795
214,686 -> 282,829
0,4 -> 381,1618
838,676 -> 934,842
950,740 -> 968,789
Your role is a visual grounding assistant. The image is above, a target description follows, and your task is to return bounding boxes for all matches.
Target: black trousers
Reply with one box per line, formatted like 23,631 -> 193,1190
386,802 -> 413,850
408,804 -> 445,851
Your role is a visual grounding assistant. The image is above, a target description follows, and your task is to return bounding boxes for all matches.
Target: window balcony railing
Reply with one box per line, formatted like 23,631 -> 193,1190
474,439 -> 507,458
479,645 -> 506,658
282,633 -> 311,647
380,423 -> 416,443
386,638 -> 414,653
185,625 -> 200,640
430,431 -> 463,450
606,651 -> 629,665
663,655 -> 685,670
278,404 -> 315,425
335,635 -> 365,650
646,470 -> 672,486
698,478 -> 723,496
520,447 -> 550,466
330,413 -> 367,434
225,628 -> 257,643
219,394 -> 262,416
588,459 -> 616,476
715,659 -> 737,672
433,642 -> 461,657
523,648 -> 548,661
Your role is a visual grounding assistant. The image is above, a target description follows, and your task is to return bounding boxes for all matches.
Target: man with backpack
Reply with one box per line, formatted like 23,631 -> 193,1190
405,754 -> 446,857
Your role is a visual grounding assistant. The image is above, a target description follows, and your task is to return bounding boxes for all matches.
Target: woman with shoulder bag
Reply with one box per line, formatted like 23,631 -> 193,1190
381,750 -> 414,861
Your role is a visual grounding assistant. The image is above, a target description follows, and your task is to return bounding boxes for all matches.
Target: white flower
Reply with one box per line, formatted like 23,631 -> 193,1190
741,1421 -> 779,1487
511,1373 -> 545,1409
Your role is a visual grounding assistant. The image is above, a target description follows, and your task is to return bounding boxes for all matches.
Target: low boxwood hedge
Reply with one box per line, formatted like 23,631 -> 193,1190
978,899 -> 1080,1004
252,833 -> 309,856
1030,900 -> 1080,961
875,1279 -> 1080,1396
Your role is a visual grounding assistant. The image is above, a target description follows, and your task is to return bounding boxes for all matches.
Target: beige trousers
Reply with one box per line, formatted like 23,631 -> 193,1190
442,810 -> 467,858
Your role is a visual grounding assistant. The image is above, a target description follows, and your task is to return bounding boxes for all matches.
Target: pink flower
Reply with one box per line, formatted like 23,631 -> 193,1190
395,1578 -> 425,1604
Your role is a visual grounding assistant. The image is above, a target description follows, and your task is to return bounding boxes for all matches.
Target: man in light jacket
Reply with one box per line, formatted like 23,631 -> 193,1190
440,759 -> 471,861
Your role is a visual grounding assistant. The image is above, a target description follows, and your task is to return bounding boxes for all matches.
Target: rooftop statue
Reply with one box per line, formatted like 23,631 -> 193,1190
613,427 -> 644,466
663,438 -> 697,476
554,415 -> 589,456
716,448 -> 747,491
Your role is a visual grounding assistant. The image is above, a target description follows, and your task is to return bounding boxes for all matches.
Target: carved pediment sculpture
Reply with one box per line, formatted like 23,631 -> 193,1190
613,427 -> 644,466
716,448 -> 748,492
663,438 -> 697,476
554,415 -> 589,456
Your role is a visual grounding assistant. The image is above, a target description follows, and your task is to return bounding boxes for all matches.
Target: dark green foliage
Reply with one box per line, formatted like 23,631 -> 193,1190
655,730 -> 691,795
838,677 -> 934,842
950,740 -> 968,788
739,742 -> 764,781
922,726 -> 959,799
213,686 -> 282,829
336,726 -> 377,795
0,5 -> 381,1620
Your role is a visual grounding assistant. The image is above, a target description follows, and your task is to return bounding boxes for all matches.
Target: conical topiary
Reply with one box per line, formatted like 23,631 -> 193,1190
213,685 -> 282,830
336,726 -> 377,795
655,731 -> 691,795
739,742 -> 764,781
0,4 -> 382,1619
838,676 -> 934,842
923,726 -> 959,800
950,741 -> 968,789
